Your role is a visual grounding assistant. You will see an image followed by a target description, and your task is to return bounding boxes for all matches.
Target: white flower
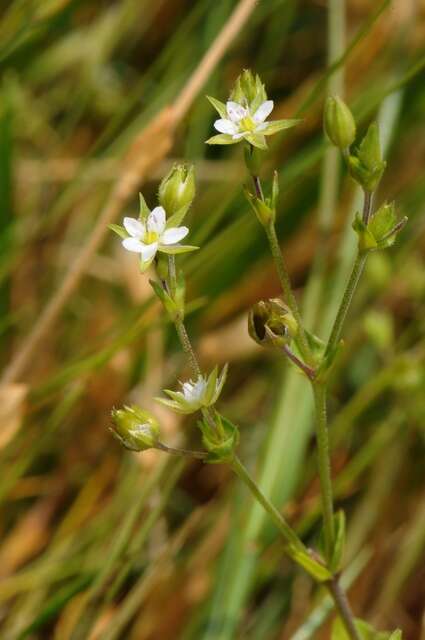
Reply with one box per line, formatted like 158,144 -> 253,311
156,365 -> 228,414
121,206 -> 189,270
214,100 -> 274,140
181,377 -> 208,404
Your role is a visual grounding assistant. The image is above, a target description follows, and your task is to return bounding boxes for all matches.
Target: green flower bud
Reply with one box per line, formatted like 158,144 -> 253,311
248,299 -> 298,348
348,122 -> 386,192
158,164 -> 195,216
111,405 -> 160,452
324,96 -> 356,149
230,69 -> 267,112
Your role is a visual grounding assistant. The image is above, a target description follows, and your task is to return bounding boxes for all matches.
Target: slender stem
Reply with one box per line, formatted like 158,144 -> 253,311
312,383 -> 335,560
264,221 -> 312,363
174,320 -> 201,378
231,455 -> 306,551
326,191 -> 373,355
156,442 -> 207,459
326,252 -> 367,355
328,578 -> 361,640
282,344 -> 316,381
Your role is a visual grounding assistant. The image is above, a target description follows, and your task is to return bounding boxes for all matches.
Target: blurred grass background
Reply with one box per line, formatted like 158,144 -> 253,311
0,1 -> 425,638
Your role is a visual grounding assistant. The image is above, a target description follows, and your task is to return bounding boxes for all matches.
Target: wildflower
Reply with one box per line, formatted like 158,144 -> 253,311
206,70 -> 299,149
120,206 -> 196,272
111,405 -> 160,451
156,365 -> 228,414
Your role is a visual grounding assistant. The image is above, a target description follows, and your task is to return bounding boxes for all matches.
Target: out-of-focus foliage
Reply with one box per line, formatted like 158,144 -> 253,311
0,1 -> 424,638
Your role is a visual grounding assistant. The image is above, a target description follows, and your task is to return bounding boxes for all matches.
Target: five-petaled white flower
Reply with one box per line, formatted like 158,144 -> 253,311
121,206 -> 189,270
156,366 -> 228,414
214,100 -> 274,140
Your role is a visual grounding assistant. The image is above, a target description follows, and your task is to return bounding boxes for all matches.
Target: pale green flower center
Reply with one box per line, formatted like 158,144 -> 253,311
239,115 -> 256,132
144,230 -> 159,244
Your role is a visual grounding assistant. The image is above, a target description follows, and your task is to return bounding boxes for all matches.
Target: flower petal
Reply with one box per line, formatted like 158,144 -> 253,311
139,242 -> 158,262
253,100 -> 274,123
214,119 -> 238,135
147,207 -> 166,234
232,132 -> 247,140
226,101 -> 247,122
122,237 -> 145,253
161,226 -> 189,245
123,216 -> 145,238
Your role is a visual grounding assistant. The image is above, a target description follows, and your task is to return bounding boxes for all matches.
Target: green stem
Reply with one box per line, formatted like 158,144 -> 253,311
312,383 -> 335,560
231,455 -> 306,551
264,221 -> 312,363
326,251 -> 367,355
326,187 -> 373,355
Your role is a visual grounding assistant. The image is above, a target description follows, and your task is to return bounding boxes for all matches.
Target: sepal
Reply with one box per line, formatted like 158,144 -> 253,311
199,413 -> 239,464
348,123 -> 386,192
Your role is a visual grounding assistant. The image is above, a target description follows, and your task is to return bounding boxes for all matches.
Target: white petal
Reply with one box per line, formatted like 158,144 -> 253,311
161,226 -> 189,245
139,242 -> 158,262
253,100 -> 274,123
123,216 -> 145,238
232,132 -> 246,139
255,122 -> 267,132
226,101 -> 247,122
214,118 -> 238,135
122,237 -> 145,253
147,206 -> 166,234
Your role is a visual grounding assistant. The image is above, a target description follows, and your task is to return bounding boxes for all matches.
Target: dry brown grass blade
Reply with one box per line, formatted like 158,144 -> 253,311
1,0 -> 258,390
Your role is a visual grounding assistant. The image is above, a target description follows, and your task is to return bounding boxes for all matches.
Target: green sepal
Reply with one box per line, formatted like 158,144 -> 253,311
348,123 -> 386,192
109,223 -> 127,239
332,617 -> 399,640
244,132 -> 267,150
243,186 -> 275,226
139,255 -> 155,273
205,134 -> 239,145
165,203 -> 191,229
304,328 -> 326,365
230,70 -> 267,111
159,244 -> 199,255
262,118 -> 301,135
149,279 -> 180,321
139,192 -> 150,220
315,340 -> 343,384
329,510 -> 346,573
200,413 -> 239,464
271,171 -> 279,209
352,213 -> 377,252
289,546 -> 332,582
204,365 -> 218,405
206,95 -> 227,118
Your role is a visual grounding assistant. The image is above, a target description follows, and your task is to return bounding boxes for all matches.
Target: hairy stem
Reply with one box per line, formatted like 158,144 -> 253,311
312,383 -> 335,560
326,190 -> 373,355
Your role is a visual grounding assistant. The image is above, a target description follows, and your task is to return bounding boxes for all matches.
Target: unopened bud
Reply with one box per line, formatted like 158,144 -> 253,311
111,405 -> 160,452
158,164 -> 195,216
324,96 -> 356,149
231,69 -> 267,109
348,123 -> 386,192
